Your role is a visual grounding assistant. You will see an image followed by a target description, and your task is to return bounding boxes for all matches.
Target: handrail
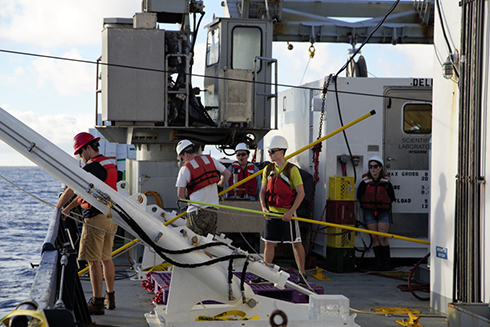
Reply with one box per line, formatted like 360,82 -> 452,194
6,208 -> 91,326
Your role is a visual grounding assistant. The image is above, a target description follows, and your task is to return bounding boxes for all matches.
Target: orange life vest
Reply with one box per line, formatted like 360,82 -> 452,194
229,162 -> 258,197
184,155 -> 220,196
78,155 -> 118,209
265,162 -> 297,209
359,173 -> 393,210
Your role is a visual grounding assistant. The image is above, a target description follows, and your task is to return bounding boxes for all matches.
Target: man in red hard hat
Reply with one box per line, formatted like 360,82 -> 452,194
56,132 -> 118,315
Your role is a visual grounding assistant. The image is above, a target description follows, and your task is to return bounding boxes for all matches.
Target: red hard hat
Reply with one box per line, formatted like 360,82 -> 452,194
73,132 -> 100,155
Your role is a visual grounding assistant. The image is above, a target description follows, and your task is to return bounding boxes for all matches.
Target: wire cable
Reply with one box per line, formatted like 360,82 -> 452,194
435,0 -> 460,78
0,48 -> 431,103
0,173 -> 57,208
332,0 -> 401,184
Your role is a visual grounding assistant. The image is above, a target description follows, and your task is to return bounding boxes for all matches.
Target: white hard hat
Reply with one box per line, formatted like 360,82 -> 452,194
368,155 -> 384,167
268,135 -> 288,149
176,139 -> 194,156
235,143 -> 250,152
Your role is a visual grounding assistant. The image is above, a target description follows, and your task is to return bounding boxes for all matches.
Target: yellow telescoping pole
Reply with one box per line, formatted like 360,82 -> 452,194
219,110 -> 376,197
181,199 -> 430,245
79,111 -> 376,275
167,110 -> 375,225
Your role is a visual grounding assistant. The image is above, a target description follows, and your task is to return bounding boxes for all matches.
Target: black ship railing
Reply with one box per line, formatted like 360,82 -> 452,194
6,208 -> 91,327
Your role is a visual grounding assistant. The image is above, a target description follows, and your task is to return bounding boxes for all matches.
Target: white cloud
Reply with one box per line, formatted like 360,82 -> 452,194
372,44 -> 433,78
0,110 -> 93,166
8,110 -> 93,144
0,0 -> 141,47
32,49 -> 94,95
273,42 -> 347,86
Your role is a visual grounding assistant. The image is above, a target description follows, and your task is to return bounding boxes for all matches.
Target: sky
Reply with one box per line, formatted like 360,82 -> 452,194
0,0 -> 434,166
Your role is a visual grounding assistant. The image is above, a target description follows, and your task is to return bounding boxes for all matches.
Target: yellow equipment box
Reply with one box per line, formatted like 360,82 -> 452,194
326,225 -> 355,249
329,176 -> 355,201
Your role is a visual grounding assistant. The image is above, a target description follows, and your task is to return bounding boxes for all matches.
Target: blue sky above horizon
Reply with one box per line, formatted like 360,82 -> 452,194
0,0 -> 434,166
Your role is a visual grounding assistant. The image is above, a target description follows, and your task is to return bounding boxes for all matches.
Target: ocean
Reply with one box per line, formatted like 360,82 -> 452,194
0,167 -> 61,319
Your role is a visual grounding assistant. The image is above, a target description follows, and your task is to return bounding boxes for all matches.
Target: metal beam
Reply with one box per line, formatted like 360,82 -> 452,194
224,0 -> 434,44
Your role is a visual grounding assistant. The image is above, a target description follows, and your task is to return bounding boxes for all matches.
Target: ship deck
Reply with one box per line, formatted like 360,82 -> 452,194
81,258 -> 447,327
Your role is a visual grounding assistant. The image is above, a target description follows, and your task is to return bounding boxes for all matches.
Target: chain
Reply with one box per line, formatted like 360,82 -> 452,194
306,74 -> 332,256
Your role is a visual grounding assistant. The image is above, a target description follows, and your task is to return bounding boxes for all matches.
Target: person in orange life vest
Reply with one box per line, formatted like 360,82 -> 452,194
226,143 -> 261,200
56,132 -> 118,315
175,140 -> 231,236
250,136 -> 308,287
357,155 -> 396,271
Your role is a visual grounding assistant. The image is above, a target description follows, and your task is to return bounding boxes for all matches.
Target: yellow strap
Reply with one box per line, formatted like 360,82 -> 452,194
106,203 -> 113,218
395,312 -> 423,327
195,310 -> 259,321
2,309 -> 48,327
372,307 -> 421,315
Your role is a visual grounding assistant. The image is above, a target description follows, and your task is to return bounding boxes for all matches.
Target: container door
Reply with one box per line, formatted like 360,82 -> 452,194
383,85 -> 432,238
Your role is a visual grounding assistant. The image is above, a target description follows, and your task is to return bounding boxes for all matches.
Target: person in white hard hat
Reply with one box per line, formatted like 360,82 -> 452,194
251,135 -> 308,287
226,143 -> 261,200
175,140 -> 231,236
357,155 -> 396,271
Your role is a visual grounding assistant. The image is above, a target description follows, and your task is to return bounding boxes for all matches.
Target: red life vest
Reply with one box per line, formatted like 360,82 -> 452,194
265,162 -> 297,209
184,155 -> 220,196
359,173 -> 393,210
229,162 -> 258,197
78,155 -> 118,209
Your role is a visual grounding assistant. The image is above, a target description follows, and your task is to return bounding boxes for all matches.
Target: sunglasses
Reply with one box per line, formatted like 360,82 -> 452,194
236,153 -> 248,157
268,149 -> 280,155
77,147 -> 85,156
369,165 -> 380,169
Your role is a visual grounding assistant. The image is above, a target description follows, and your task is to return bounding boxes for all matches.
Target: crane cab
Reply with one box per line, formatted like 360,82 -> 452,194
204,18 -> 275,133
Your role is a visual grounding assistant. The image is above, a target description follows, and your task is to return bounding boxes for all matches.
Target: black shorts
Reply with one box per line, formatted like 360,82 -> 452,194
261,218 -> 302,243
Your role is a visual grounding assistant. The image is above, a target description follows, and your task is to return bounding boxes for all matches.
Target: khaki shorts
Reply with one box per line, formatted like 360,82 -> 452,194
79,213 -> 118,262
186,208 -> 217,236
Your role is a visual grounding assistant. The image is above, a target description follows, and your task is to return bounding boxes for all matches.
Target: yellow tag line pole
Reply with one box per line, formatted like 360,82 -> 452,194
182,199 -> 431,246
218,110 -> 376,198
79,111 -> 375,275
165,110 -> 375,228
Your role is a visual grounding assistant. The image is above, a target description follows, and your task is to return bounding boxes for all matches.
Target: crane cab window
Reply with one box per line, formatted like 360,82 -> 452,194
232,26 -> 262,71
403,103 -> 432,134
206,29 -> 220,66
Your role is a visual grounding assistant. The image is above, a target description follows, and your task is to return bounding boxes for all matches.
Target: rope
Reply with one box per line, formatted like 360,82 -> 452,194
0,173 -> 56,208
221,203 -> 263,258
0,171 -> 144,247
144,190 -> 164,209
288,219 -> 314,291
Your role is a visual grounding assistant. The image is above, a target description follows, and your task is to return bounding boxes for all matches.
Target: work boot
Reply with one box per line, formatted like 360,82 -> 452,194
380,245 -> 391,271
372,246 -> 383,271
87,297 -> 105,315
104,291 -> 116,310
